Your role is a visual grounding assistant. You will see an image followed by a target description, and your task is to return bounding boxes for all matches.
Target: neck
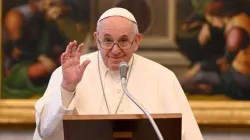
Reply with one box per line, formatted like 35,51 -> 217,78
224,17 -> 230,25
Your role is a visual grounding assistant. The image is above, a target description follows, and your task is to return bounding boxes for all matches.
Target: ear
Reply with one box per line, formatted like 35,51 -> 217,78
93,32 -> 98,40
133,33 -> 143,51
93,32 -> 101,50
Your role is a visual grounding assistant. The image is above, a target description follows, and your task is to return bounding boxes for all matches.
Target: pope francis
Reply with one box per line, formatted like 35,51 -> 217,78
33,7 -> 204,140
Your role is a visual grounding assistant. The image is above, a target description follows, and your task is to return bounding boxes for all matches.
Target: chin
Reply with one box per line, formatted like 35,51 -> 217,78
109,64 -> 119,71
107,58 -> 126,70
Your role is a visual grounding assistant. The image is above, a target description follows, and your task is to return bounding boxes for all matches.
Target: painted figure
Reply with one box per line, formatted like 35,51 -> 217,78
177,0 -> 225,69
2,0 -> 69,98
180,0 -> 250,100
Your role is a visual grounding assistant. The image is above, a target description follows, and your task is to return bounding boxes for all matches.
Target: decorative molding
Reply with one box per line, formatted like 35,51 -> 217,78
0,100 -> 36,124
139,36 -> 178,49
135,50 -> 190,66
0,99 -> 250,130
190,101 -> 250,126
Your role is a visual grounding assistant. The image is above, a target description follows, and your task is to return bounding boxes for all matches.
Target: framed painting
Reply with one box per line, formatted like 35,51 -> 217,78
175,0 -> 250,130
0,0 -> 92,125
0,0 -> 249,132
176,0 -> 250,99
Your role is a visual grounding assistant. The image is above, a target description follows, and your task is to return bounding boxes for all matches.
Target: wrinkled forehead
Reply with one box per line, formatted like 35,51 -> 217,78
97,16 -> 135,38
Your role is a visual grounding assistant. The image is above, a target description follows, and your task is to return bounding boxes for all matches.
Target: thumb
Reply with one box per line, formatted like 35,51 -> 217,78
80,60 -> 91,73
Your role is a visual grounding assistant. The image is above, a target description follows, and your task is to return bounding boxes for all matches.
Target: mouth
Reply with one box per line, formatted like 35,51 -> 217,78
108,56 -> 124,59
108,56 -> 126,65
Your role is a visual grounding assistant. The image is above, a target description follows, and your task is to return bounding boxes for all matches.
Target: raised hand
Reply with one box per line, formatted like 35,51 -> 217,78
61,40 -> 91,92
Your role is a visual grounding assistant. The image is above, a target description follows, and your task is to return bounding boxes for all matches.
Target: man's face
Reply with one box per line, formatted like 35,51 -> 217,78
41,0 -> 56,11
35,0 -> 62,20
94,16 -> 142,70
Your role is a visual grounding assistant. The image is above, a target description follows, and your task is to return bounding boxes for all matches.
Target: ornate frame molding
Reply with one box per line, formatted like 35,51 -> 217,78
0,99 -> 250,130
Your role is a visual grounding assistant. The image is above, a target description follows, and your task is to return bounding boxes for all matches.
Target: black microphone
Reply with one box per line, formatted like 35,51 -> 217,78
119,62 -> 164,140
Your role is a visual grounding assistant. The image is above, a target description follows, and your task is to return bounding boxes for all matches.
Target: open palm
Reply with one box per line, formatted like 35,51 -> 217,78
61,40 -> 91,91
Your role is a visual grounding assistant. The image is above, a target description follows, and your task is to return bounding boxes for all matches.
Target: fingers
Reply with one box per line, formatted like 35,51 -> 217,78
61,52 -> 73,65
66,40 -> 77,55
80,60 -> 91,73
65,41 -> 84,56
61,52 -> 68,63
76,43 -> 84,53
62,40 -> 84,65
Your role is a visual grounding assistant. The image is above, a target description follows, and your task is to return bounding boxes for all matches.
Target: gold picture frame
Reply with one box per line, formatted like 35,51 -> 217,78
0,0 -> 250,132
0,99 -> 250,131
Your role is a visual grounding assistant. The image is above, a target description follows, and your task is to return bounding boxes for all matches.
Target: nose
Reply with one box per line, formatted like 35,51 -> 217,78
111,44 -> 122,55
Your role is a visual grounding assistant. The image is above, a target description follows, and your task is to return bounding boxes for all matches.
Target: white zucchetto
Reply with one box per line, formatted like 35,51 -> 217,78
98,7 -> 137,24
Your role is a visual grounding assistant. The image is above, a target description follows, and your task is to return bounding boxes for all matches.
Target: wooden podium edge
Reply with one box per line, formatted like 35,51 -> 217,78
63,113 -> 182,120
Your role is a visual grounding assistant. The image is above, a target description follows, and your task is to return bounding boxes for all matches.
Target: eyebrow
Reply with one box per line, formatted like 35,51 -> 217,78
103,34 -> 112,37
119,35 -> 129,38
103,34 -> 130,38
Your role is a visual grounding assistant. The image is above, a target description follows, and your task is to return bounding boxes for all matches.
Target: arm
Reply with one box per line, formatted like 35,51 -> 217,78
181,12 -> 205,32
27,55 -> 57,80
217,27 -> 249,71
172,72 -> 204,140
198,23 -> 211,46
225,27 -> 249,62
33,67 -> 76,140
160,70 -> 203,140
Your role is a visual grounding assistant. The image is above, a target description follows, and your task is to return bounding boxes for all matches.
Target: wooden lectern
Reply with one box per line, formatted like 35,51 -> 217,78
63,113 -> 182,140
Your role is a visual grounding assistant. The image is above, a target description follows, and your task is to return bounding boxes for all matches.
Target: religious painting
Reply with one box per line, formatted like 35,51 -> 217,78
0,0 -> 249,130
1,0 -> 91,99
176,0 -> 250,100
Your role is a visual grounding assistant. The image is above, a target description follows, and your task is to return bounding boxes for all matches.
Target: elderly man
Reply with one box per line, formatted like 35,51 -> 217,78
33,7 -> 203,140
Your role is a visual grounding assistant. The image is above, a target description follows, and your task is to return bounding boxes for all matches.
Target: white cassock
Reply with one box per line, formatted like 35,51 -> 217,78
33,51 -> 204,140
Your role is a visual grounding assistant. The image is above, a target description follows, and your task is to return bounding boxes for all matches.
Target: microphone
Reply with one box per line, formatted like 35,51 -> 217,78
119,61 -> 129,79
119,62 -> 129,86
119,62 -> 164,140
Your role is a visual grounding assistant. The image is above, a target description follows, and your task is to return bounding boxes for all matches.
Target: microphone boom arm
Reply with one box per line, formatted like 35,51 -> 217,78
121,77 -> 164,140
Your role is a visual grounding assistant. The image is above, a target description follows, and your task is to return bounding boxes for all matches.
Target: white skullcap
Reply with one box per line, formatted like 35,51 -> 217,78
98,7 -> 137,24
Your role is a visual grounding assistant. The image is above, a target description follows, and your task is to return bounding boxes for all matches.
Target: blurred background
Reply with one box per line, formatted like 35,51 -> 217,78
1,0 -> 250,139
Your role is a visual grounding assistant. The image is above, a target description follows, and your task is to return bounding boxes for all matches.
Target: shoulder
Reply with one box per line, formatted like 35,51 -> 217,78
50,66 -> 63,81
231,13 -> 250,25
226,26 -> 249,51
134,53 -> 176,78
229,13 -> 250,32
226,26 -> 249,42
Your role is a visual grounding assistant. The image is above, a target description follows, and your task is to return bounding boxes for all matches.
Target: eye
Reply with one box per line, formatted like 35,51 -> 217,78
120,38 -> 128,42
104,38 -> 113,42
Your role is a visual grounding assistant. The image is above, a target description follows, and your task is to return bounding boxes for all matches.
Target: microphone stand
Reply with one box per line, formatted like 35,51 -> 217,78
121,77 -> 164,140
